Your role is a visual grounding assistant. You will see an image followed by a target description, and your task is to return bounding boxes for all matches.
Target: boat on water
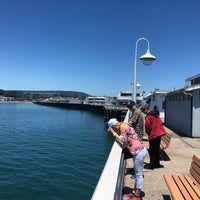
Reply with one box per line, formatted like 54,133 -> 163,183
84,96 -> 108,106
116,90 -> 132,107
116,90 -> 145,107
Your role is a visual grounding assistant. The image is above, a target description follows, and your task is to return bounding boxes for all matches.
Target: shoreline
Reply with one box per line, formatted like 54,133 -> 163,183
0,101 -> 33,104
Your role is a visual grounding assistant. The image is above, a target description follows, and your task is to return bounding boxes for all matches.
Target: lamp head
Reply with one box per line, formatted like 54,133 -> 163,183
136,83 -> 141,89
140,49 -> 156,66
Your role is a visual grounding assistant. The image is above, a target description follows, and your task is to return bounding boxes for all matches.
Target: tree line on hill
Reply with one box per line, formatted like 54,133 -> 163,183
0,89 -> 90,101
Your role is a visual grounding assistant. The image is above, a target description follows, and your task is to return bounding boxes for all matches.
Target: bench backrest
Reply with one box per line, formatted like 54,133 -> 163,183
190,154 -> 200,186
160,132 -> 173,149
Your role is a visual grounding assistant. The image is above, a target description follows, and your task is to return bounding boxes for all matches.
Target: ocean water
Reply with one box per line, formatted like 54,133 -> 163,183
0,103 -> 114,200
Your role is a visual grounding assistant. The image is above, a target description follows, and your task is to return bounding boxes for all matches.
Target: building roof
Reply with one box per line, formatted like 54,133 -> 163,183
185,74 -> 200,82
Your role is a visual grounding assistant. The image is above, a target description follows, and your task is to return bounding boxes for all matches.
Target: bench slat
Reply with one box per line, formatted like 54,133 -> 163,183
191,154 -> 200,186
162,134 -> 172,141
193,154 -> 200,167
162,133 -> 172,140
190,162 -> 200,185
160,142 -> 167,150
179,175 -> 199,200
160,132 -> 172,150
161,137 -> 170,145
163,174 -> 185,200
173,175 -> 193,200
192,154 -> 200,185
185,175 -> 200,199
163,154 -> 200,200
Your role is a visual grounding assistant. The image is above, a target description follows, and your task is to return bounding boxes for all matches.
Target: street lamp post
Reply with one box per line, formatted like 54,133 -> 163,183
132,37 -> 156,102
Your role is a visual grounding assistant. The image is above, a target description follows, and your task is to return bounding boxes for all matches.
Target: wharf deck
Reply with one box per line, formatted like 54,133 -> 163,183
123,126 -> 200,200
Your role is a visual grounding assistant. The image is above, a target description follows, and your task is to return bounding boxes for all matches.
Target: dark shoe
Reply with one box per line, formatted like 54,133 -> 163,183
154,164 -> 164,168
144,164 -> 154,170
131,175 -> 135,179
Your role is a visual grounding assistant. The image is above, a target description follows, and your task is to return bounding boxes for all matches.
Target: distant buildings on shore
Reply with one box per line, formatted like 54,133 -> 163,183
0,96 -> 15,101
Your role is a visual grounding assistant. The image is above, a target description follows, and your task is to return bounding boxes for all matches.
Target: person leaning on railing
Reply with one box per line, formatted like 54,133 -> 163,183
107,118 -> 147,200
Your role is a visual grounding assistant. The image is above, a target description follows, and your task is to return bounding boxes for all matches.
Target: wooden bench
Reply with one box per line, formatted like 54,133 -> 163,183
163,154 -> 200,200
160,131 -> 173,150
160,131 -> 173,160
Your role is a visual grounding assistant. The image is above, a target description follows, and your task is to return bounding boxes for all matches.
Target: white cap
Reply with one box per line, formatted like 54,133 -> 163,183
107,118 -> 118,129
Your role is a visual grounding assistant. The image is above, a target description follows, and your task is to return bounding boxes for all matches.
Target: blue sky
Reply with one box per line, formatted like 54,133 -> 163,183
0,0 -> 199,96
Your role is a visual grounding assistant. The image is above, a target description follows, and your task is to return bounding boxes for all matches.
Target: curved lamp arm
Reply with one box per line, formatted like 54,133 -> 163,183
132,38 -> 156,102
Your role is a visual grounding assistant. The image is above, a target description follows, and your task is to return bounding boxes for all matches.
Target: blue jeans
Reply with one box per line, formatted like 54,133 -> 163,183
133,147 -> 147,189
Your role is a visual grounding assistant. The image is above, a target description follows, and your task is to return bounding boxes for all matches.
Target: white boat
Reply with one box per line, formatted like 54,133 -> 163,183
116,90 -> 132,106
116,90 -> 145,107
84,96 -> 108,106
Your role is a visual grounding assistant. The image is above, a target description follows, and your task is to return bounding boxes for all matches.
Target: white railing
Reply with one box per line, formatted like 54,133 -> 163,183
91,141 -> 123,200
91,110 -> 130,200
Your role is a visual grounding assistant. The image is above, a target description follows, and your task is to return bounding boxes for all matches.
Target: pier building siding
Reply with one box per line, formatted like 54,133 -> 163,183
165,90 -> 192,137
165,74 -> 200,138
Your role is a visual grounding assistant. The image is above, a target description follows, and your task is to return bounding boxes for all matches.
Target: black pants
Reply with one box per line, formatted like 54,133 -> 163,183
149,136 -> 161,167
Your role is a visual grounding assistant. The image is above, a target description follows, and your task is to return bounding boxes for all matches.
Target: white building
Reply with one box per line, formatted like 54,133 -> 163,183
165,74 -> 200,138
0,96 -> 15,101
145,89 -> 168,120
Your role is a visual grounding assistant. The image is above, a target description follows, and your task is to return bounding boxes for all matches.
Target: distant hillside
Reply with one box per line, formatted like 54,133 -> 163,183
0,89 -> 90,101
